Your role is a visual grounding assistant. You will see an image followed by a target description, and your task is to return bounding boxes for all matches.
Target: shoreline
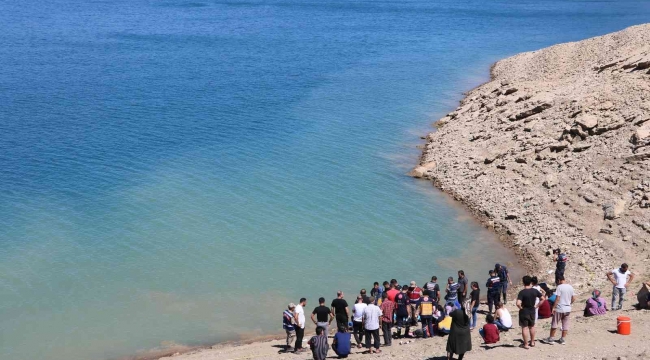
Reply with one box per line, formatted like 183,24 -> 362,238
145,23 -> 650,360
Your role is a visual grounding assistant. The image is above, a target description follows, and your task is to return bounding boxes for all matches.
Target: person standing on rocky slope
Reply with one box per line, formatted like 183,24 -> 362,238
553,249 -> 569,286
606,263 -> 635,310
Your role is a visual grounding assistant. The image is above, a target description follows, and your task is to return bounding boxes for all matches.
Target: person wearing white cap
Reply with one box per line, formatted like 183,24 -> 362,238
283,303 -> 297,351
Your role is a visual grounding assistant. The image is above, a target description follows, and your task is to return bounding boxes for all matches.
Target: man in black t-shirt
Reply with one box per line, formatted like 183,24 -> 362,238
394,285 -> 411,338
312,297 -> 333,336
331,291 -> 349,331
516,275 -> 545,349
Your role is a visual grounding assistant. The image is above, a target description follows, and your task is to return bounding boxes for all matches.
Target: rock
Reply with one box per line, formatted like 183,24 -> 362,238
511,102 -> 553,121
515,158 -> 527,164
634,123 -> 650,143
625,152 -> 650,163
576,114 -> 599,130
573,144 -> 592,152
504,88 -> 518,95
603,199 -> 626,220
600,228 -> 613,234
542,174 -> 558,189
409,162 -> 437,178
505,213 -> 518,220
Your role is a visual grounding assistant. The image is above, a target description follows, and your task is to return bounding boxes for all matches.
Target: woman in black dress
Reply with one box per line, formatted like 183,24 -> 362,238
446,306 -> 472,360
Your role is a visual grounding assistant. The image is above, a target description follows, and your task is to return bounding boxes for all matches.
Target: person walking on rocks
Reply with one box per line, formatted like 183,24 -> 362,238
379,292 -> 395,346
283,303 -> 297,352
516,276 -> 544,349
362,297 -> 382,354
495,264 -> 512,303
486,270 -> 502,314
331,291 -> 350,330
295,298 -> 307,353
542,275 -> 575,345
606,263 -> 635,310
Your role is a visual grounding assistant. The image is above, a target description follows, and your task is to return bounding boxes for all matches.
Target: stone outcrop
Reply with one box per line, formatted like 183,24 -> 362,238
414,24 -> 650,288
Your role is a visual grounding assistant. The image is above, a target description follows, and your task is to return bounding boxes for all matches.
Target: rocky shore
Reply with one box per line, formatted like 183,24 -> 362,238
413,23 -> 650,290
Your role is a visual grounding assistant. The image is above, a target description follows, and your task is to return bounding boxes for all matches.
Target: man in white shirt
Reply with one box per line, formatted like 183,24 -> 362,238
294,298 -> 307,353
541,275 -> 575,345
362,297 -> 382,354
606,263 -> 635,310
352,296 -> 367,348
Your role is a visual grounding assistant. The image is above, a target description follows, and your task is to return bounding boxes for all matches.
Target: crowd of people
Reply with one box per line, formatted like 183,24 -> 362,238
281,252 -> 641,360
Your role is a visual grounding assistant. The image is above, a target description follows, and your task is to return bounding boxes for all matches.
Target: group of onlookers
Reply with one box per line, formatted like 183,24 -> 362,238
282,253 -> 642,360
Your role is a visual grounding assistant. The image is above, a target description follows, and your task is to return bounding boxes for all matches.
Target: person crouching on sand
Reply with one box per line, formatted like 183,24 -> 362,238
332,326 -> 351,358
308,326 -> 328,360
584,289 -> 607,316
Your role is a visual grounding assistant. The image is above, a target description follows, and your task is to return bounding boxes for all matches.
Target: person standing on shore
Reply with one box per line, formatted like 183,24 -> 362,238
311,297 -> 333,336
386,283 -> 399,302
394,285 -> 410,338
469,282 -> 480,330
370,282 -> 383,304
446,305 -> 472,360
606,263 -> 634,310
331,291 -> 350,330
516,276 -> 544,349
457,270 -> 469,308
425,276 -> 441,305
360,289 -> 371,305
379,292 -> 394,346
445,277 -> 460,308
351,295 -> 367,348
407,281 -> 422,330
418,290 -> 435,338
362,296 -> 382,354
495,264 -> 512,303
295,298 -> 307,353
542,275 -> 575,345
486,270 -> 501,314
308,326 -> 328,360
283,303 -> 297,352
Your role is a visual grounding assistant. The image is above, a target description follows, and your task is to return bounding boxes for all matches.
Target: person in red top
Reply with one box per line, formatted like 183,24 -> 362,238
379,292 -> 395,346
479,314 -> 500,344
386,284 -> 400,302
538,297 -> 552,319
407,281 -> 422,334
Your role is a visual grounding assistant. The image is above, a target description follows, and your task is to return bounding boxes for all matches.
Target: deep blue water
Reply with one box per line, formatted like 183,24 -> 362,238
1,0 -> 649,359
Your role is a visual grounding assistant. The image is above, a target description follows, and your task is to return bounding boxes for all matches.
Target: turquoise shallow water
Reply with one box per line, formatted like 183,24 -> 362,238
1,1 -> 650,359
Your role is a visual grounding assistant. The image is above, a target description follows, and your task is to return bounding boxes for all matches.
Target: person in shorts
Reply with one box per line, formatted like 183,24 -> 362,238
542,275 -> 575,345
516,276 -> 544,349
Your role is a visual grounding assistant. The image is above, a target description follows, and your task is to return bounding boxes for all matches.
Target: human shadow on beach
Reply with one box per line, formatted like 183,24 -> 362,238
481,344 -> 516,350
424,357 -> 448,360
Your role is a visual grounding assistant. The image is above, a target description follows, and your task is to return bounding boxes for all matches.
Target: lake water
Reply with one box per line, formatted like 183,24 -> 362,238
1,1 -> 649,359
